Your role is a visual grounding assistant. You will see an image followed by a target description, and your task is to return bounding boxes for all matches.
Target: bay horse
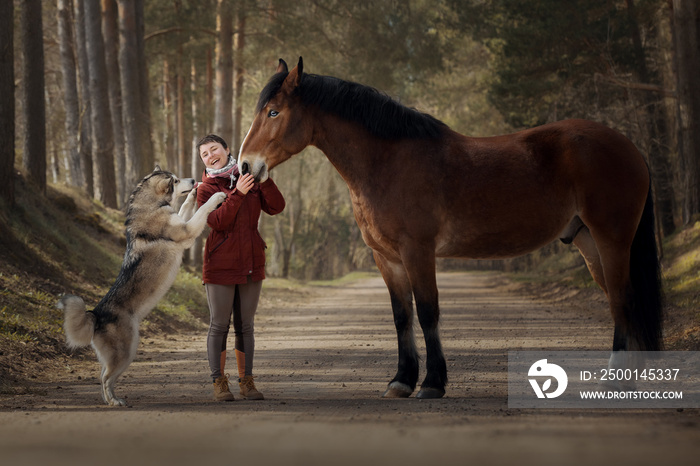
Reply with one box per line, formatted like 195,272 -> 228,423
239,58 -> 663,399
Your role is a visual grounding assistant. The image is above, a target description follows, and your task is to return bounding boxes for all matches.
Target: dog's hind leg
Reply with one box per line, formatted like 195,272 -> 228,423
101,359 -> 128,406
93,324 -> 139,406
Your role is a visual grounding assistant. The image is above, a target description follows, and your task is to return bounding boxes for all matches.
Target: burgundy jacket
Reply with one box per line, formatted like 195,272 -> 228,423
197,173 -> 285,285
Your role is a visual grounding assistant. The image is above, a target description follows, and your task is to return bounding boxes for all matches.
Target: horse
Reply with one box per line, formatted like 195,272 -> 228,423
238,57 -> 663,399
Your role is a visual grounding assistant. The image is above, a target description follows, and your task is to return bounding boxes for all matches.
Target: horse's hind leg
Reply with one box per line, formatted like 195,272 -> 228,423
593,238 -> 645,388
375,252 -> 419,398
572,226 -> 607,293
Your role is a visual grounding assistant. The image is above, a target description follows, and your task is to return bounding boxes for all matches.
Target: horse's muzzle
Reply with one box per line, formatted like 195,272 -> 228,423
240,161 -> 250,175
239,157 -> 269,183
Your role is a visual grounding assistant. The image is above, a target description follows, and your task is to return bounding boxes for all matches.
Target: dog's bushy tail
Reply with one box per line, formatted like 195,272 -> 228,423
58,295 -> 95,348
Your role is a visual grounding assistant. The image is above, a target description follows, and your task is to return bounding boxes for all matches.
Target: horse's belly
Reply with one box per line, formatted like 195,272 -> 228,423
435,218 -> 569,259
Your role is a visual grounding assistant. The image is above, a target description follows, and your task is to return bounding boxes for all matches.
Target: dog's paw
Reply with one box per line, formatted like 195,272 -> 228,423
107,397 -> 128,407
185,186 -> 198,202
210,192 -> 227,208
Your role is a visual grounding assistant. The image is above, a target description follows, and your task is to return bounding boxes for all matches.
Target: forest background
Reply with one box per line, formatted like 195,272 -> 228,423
1,0 -> 700,282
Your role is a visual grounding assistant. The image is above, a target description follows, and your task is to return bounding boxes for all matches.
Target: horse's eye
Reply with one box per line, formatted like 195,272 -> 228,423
268,109 -> 279,118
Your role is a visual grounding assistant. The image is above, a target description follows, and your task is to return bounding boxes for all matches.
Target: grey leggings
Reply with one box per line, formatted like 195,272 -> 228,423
205,278 -> 262,380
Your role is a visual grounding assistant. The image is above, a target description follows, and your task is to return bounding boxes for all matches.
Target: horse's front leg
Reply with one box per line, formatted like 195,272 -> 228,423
402,247 -> 447,399
374,251 -> 419,398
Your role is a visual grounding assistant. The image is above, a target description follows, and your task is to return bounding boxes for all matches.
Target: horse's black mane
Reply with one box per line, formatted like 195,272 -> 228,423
256,71 -> 447,140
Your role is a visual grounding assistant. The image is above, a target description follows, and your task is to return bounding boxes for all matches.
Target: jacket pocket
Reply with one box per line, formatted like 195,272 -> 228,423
208,234 -> 228,258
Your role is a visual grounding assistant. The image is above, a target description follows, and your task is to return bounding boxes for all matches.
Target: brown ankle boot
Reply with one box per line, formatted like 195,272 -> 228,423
213,375 -> 235,401
239,375 -> 264,400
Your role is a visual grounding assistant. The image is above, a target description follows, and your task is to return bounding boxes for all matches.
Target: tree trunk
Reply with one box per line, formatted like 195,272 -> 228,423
191,58 -> 200,181
118,0 -> 143,188
206,48 -> 213,133
233,4 -> 246,153
214,0 -> 233,144
103,0 -> 127,206
273,159 -> 304,278
57,0 -> 84,189
177,65 -> 185,175
163,59 -> 177,170
190,58 -> 203,267
74,0 -> 94,197
626,0 -> 676,235
672,0 -> 700,223
0,0 -> 14,206
84,0 -> 118,208
21,0 -> 47,194
134,0 -> 155,171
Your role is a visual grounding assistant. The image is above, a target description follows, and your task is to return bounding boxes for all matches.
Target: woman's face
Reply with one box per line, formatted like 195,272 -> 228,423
199,142 -> 230,170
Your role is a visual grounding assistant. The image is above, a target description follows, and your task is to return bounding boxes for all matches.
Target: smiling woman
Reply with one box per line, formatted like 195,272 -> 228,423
199,139 -> 231,171
195,133 -> 286,402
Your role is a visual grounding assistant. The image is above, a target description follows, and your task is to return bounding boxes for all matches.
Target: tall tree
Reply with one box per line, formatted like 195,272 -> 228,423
672,0 -> 700,223
190,58 -> 204,267
0,0 -> 14,206
74,0 -> 94,197
214,0 -> 233,144
21,0 -> 47,194
118,0 -> 145,188
163,59 -> 177,170
134,0 -> 155,171
206,48 -> 213,133
177,59 -> 185,174
103,0 -> 127,205
84,0 -> 118,208
57,0 -> 85,189
232,1 -> 246,152
626,0 -> 675,235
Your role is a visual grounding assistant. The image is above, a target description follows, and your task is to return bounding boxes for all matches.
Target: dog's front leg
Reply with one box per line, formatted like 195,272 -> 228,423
187,192 -> 226,233
178,188 -> 198,221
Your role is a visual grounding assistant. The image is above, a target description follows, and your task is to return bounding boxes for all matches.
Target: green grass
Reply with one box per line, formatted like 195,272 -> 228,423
306,270 -> 380,287
663,220 -> 700,322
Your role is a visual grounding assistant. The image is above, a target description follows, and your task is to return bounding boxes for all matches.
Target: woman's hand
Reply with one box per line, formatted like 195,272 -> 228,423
235,173 -> 255,195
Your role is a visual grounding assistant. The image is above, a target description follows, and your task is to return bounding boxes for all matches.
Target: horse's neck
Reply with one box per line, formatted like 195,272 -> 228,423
311,114 -> 391,192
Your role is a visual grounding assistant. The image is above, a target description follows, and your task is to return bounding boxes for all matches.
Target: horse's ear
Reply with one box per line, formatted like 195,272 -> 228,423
283,56 -> 303,92
153,165 -> 161,172
276,58 -> 288,74
296,56 -> 303,79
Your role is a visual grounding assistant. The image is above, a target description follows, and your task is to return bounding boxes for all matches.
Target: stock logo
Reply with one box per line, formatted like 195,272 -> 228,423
528,359 -> 568,399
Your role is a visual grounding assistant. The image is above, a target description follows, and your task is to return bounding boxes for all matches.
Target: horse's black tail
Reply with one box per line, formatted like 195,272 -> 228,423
627,186 -> 664,351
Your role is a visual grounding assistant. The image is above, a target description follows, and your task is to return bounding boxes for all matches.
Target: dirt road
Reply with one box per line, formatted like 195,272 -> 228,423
1,272 -> 698,465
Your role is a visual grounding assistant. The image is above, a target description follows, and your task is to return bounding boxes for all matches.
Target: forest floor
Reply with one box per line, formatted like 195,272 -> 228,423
1,271 -> 698,466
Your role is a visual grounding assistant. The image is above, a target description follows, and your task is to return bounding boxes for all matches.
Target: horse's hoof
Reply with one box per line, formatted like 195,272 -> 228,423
416,387 -> 445,399
382,382 -> 412,398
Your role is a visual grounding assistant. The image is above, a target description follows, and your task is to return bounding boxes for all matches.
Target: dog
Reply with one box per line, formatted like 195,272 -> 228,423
58,167 -> 226,406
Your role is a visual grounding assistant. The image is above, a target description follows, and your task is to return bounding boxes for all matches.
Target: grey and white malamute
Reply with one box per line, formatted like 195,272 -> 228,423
59,168 -> 225,406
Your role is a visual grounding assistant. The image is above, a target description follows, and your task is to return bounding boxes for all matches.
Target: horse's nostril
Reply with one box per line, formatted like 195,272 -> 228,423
241,162 -> 250,175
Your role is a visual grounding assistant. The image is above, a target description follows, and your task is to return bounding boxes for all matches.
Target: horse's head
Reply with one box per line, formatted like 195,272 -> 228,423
238,57 -> 311,182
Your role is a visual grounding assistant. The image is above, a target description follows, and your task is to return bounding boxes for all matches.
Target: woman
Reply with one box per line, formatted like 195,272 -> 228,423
196,134 -> 285,401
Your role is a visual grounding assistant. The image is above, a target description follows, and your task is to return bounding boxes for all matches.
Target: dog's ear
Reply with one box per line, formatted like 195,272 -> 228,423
155,176 -> 174,196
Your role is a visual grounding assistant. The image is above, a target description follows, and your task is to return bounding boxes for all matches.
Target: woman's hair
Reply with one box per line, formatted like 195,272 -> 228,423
196,134 -> 229,154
